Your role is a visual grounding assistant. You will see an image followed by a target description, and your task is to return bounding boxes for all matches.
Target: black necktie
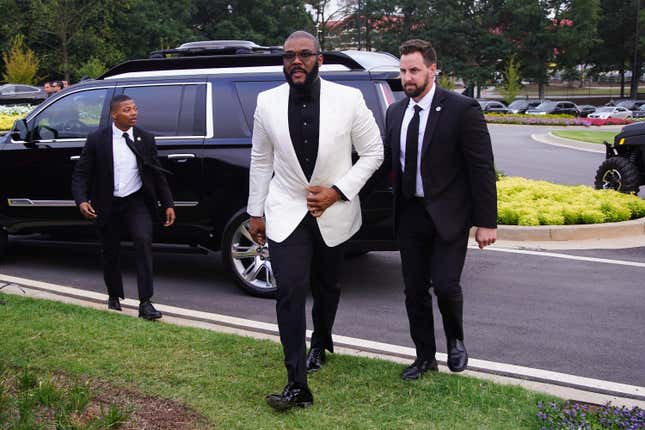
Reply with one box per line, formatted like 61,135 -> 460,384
402,105 -> 422,199
122,132 -> 138,156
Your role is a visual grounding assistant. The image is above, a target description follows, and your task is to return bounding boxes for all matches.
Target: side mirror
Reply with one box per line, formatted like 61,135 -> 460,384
10,119 -> 30,142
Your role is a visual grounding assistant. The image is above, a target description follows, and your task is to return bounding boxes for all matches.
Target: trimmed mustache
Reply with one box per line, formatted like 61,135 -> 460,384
290,67 -> 306,76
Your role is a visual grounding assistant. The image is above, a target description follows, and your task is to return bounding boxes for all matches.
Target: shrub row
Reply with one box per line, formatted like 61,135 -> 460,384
497,177 -> 645,225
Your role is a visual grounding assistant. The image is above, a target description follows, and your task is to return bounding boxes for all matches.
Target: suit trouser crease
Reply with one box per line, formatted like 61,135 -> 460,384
397,198 -> 467,360
98,191 -> 154,302
268,215 -> 343,386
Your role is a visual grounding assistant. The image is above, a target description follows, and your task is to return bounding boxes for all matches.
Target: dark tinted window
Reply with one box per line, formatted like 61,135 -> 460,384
123,84 -> 206,137
235,81 -> 282,129
31,89 -> 108,140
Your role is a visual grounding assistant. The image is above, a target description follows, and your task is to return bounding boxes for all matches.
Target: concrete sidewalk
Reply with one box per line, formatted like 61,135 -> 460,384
1,273 -> 644,410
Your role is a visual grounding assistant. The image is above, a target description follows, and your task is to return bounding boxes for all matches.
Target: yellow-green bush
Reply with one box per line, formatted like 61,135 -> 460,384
0,114 -> 19,131
497,177 -> 645,225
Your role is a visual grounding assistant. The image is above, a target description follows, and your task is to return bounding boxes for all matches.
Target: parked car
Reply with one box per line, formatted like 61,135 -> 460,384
0,41 -> 400,298
577,105 -> 597,118
477,100 -> 509,114
632,105 -> 645,119
615,99 -> 645,111
587,106 -> 632,120
0,84 -> 47,105
594,121 -> 645,194
507,99 -> 544,114
526,100 -> 580,116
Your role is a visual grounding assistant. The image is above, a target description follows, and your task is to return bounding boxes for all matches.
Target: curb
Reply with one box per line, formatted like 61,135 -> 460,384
531,132 -> 605,153
491,217 -> 645,242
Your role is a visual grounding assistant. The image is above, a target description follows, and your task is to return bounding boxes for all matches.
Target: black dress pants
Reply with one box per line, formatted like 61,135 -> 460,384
98,189 -> 154,302
397,198 -> 468,361
268,214 -> 344,386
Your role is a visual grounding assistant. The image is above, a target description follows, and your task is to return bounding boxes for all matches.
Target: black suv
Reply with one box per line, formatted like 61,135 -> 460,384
594,121 -> 645,194
0,41 -> 401,297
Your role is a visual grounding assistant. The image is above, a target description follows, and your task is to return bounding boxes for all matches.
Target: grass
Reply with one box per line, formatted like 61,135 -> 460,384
552,130 -> 618,144
0,367 -> 130,429
0,292 -> 556,429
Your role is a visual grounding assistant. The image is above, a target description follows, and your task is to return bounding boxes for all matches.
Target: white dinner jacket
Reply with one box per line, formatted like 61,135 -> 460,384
247,79 -> 383,247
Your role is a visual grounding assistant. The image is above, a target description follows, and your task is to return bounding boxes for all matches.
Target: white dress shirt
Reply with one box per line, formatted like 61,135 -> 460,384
399,84 -> 436,197
112,124 -> 142,197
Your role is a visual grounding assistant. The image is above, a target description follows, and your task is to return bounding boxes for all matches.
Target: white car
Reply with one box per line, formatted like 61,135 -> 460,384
587,106 -> 633,119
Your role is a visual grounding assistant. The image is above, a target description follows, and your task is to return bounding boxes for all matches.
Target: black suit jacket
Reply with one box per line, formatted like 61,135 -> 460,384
384,86 -> 497,241
71,126 -> 174,226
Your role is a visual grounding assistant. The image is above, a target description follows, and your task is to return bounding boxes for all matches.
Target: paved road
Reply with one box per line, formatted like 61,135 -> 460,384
2,125 -> 643,388
489,124 -> 606,187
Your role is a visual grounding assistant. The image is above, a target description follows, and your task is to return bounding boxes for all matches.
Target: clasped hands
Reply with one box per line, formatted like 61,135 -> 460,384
248,185 -> 341,245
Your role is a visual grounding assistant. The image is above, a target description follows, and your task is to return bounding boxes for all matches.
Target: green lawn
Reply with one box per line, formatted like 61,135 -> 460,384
0,293 -> 553,429
551,130 -> 618,144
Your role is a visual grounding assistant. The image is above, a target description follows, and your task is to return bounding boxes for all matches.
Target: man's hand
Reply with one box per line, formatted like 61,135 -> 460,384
164,208 -> 176,227
79,202 -> 97,220
248,216 -> 266,245
306,186 -> 341,217
475,227 -> 497,249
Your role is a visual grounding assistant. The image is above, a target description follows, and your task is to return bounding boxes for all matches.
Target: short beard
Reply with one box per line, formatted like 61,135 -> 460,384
403,74 -> 431,99
284,62 -> 320,92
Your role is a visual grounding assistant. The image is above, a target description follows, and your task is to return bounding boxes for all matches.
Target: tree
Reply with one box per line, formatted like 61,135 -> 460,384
498,56 -> 522,104
2,34 -> 39,84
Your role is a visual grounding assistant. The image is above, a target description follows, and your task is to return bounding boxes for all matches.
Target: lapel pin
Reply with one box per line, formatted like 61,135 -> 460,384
136,137 -> 141,141
436,106 -> 442,112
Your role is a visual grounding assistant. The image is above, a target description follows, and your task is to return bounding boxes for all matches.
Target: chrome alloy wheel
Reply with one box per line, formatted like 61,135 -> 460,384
601,169 -> 622,190
229,220 -> 276,292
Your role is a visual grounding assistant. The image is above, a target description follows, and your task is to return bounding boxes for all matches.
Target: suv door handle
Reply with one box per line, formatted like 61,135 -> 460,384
167,154 -> 195,160
70,155 -> 80,161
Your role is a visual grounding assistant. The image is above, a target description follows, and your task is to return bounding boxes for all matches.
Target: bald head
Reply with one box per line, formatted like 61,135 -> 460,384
284,31 -> 320,52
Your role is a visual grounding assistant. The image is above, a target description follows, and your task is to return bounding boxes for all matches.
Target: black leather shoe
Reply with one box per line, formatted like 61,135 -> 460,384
400,358 -> 438,380
447,339 -> 468,372
107,297 -> 121,311
265,383 -> 313,411
306,347 -> 326,374
138,300 -> 162,320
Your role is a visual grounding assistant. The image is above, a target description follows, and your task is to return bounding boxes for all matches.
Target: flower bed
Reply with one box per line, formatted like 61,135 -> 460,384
497,176 -> 645,225
537,400 -> 644,429
0,105 -> 36,131
485,113 -> 634,126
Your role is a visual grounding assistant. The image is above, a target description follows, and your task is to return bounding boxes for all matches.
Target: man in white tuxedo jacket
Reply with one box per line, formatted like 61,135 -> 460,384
247,31 -> 383,411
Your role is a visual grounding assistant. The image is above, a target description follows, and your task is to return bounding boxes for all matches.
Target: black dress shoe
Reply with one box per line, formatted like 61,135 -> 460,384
306,347 -> 326,374
447,339 -> 468,372
107,297 -> 122,311
266,383 -> 313,411
138,300 -> 162,320
400,358 -> 438,380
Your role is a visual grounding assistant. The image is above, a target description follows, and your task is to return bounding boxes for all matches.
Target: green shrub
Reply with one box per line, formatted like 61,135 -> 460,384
497,177 -> 645,225
76,57 -> 107,80
2,34 -> 39,85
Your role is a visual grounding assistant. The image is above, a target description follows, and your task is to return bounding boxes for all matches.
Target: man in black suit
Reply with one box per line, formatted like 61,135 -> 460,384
72,94 -> 175,320
385,39 -> 497,379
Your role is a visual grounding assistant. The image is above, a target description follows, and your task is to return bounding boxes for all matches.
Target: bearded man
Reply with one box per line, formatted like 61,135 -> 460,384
384,39 -> 497,380
247,30 -> 383,410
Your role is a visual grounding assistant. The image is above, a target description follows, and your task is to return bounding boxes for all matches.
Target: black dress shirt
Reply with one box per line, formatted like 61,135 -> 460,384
287,79 -> 347,200
288,78 -> 320,181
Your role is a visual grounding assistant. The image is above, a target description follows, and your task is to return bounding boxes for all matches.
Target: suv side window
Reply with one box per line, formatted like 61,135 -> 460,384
31,89 -> 108,140
235,81 -> 282,132
123,84 -> 206,137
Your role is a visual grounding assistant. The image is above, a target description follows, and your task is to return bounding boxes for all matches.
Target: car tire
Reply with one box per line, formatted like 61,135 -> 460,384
221,211 -> 277,298
594,157 -> 640,194
0,229 -> 7,262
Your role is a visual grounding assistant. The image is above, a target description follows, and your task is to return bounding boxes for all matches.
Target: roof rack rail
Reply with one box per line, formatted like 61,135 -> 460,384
99,51 -> 365,79
149,40 -> 283,58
